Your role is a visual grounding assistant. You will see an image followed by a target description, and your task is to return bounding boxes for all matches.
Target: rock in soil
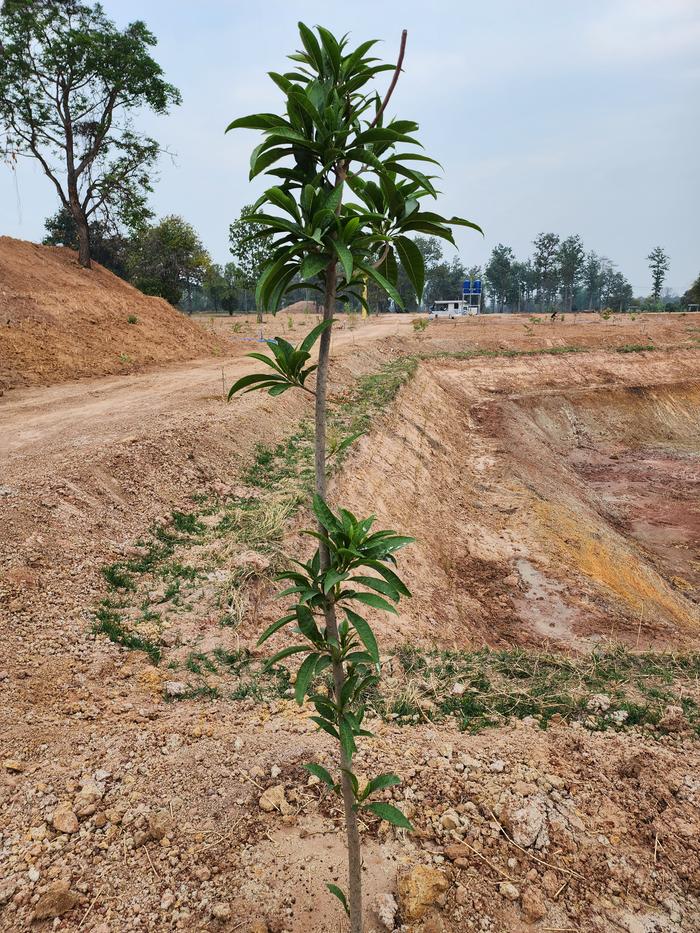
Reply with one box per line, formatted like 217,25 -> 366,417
32,880 -> 78,920
397,865 -> 449,921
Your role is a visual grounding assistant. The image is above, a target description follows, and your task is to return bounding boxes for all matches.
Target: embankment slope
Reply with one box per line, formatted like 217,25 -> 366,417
0,236 -> 225,390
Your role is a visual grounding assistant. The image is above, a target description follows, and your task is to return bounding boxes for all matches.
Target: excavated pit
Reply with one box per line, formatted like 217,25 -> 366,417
337,350 -> 700,652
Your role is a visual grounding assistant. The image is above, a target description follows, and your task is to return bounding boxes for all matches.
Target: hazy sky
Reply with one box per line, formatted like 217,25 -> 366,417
1,0 -> 699,294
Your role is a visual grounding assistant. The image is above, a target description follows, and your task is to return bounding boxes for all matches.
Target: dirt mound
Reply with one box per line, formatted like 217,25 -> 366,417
284,299 -> 319,314
0,237 -> 226,390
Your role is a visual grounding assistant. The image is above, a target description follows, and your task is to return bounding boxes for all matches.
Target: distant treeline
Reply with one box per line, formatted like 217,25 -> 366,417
479,236 -> 684,314
43,207 -> 698,315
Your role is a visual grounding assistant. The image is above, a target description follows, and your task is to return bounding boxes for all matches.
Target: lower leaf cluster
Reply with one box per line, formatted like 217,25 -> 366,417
259,495 -> 414,831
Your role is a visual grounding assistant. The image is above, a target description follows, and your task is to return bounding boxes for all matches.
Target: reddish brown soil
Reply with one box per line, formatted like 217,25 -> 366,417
336,351 -> 700,653
1,304 -> 700,931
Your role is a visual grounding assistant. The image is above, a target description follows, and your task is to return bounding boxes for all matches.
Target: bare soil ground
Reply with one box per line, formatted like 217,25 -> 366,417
1,306 -> 700,932
340,351 -> 700,651
0,239 -> 227,391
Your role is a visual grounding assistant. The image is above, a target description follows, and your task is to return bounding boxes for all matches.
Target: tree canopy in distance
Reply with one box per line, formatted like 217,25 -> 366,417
647,246 -> 670,303
0,0 -> 180,267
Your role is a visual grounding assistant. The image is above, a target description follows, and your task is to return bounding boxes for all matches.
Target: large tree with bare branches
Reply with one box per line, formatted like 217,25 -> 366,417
0,0 -> 180,266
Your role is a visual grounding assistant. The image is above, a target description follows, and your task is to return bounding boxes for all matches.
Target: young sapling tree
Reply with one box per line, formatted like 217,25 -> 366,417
226,23 -> 480,931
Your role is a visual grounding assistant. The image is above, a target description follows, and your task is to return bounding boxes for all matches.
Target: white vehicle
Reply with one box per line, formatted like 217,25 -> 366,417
428,299 -> 476,319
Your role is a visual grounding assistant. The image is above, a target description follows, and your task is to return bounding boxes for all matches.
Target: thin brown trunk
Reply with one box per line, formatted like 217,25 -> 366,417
316,260 -> 363,933
75,212 -> 91,269
314,260 -> 335,502
63,92 -> 91,270
68,176 -> 90,268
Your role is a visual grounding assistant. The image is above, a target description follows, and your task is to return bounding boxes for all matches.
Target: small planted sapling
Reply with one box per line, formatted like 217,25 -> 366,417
226,22 -> 480,931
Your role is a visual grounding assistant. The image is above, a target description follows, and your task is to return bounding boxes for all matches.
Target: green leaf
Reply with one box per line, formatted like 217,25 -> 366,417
227,372 -> 286,399
257,613 -> 296,646
296,605 -> 322,643
310,695 -> 336,720
364,802 -> 413,830
355,127 -> 419,146
386,152 -> 442,167
328,430 -> 366,460
395,236 -> 425,301
300,253 -> 329,279
323,183 -> 344,215
317,26 -> 342,75
349,575 -> 399,600
304,763 -> 337,790
397,220 -> 456,245
265,127 -> 320,149
326,884 -> 349,917
294,652 -> 320,704
288,89 -> 323,127
343,38 -> 379,75
351,592 -> 398,615
312,494 -> 342,533
342,767 -> 360,798
342,216 -> 361,242
275,585 -> 306,599
255,255 -> 287,310
344,609 -> 379,664
310,716 -> 340,740
363,560 -> 411,597
323,569 -> 347,594
368,534 -> 416,555
339,719 -> 356,759
265,185 -> 299,218
340,673 -> 359,709
448,216 -> 484,235
344,650 -> 375,665
389,163 -> 437,197
268,71 -> 294,94
360,773 -> 401,801
244,351 -> 286,373
299,318 -> 333,353
265,644 -> 308,667
298,22 -> 324,72
381,247 -> 398,288
332,240 -> 354,284
225,113 -> 289,132
268,383 -> 291,397
249,145 -> 293,180
358,262 -> 404,309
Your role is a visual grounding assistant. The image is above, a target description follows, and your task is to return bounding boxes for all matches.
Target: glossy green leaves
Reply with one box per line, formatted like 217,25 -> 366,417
225,22 -> 481,312
227,319 -> 331,398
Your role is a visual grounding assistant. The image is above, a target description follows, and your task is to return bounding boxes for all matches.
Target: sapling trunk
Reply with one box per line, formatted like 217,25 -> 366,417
315,258 -> 364,932
225,24 -> 479,931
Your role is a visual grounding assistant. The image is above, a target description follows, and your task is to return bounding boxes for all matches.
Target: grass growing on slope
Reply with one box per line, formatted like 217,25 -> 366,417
91,355 -> 420,665
419,343 -> 668,363
93,603 -> 162,664
381,645 -> 700,736
153,639 -> 700,741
